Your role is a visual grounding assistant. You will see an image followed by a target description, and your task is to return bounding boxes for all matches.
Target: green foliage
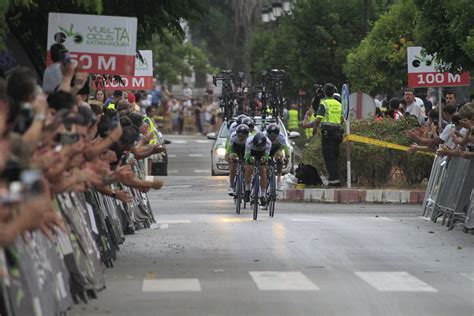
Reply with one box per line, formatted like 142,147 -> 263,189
301,117 -> 433,188
151,32 -> 216,85
344,0 -> 418,95
249,0 -> 391,95
413,0 -> 474,72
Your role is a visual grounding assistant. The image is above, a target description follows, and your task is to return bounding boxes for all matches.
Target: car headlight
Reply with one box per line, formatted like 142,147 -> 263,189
216,147 -> 226,156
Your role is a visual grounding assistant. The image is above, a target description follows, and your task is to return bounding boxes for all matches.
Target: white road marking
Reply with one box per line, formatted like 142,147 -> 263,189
194,170 -> 210,173
160,224 -> 169,229
460,272 -> 474,281
249,271 -> 319,291
189,154 -> 204,157
164,185 -> 192,189
361,216 -> 393,221
291,219 -> 321,222
142,278 -> 201,292
155,219 -> 191,224
172,140 -> 188,144
196,140 -> 212,143
167,154 -> 177,158
354,272 -> 437,292
168,170 -> 179,174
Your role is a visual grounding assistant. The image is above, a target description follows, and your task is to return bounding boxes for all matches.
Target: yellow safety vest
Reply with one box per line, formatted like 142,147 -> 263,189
144,116 -> 158,144
288,109 -> 299,130
305,114 -> 315,138
317,97 -> 342,126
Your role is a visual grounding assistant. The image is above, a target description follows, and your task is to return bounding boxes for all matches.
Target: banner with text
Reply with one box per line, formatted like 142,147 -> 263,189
407,46 -> 470,88
93,50 -> 154,90
47,13 -> 137,75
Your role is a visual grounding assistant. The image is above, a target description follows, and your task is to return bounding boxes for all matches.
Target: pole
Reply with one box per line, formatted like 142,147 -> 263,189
438,86 -> 442,131
346,117 -> 351,188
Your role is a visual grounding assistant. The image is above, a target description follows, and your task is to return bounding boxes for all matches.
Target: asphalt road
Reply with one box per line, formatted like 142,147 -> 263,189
71,135 -> 474,316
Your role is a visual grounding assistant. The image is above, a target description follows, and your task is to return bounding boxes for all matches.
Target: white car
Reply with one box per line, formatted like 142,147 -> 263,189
207,116 -> 300,176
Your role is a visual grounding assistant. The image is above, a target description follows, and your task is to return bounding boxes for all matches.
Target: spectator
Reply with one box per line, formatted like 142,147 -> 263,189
385,98 -> 403,120
151,85 -> 161,106
183,82 -> 192,101
445,90 -> 462,111
104,90 -> 123,110
94,89 -> 105,105
43,43 -> 65,94
127,92 -> 140,112
404,88 -> 426,125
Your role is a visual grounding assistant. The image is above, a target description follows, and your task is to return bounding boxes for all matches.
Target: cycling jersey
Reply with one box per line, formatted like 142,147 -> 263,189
229,121 -> 238,134
265,131 -> 289,156
244,134 -> 271,163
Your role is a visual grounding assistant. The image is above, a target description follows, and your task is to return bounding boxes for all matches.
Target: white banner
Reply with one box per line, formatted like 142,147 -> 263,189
47,13 -> 137,75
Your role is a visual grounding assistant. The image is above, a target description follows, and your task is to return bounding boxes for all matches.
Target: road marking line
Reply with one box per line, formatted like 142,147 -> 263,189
291,219 -> 321,222
194,170 -> 210,173
167,154 -> 177,158
164,185 -> 192,189
172,140 -> 188,144
249,271 -> 319,291
196,140 -> 212,143
142,278 -> 201,292
354,272 -> 437,292
361,216 -> 393,221
155,219 -> 191,224
189,154 -> 204,157
168,170 -> 179,174
460,272 -> 474,281
160,224 -> 169,229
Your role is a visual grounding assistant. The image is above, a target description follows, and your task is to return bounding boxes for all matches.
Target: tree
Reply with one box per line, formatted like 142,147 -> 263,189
413,0 -> 474,72
188,0 -> 263,73
344,0 -> 418,95
3,0 -> 205,75
150,32 -> 216,86
248,0 -> 391,95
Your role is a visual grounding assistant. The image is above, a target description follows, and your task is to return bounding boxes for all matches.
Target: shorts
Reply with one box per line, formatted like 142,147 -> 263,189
232,144 -> 245,159
249,149 -> 265,163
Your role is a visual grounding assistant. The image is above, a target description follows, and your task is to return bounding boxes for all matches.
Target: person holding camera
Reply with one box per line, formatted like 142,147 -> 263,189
311,83 -> 344,188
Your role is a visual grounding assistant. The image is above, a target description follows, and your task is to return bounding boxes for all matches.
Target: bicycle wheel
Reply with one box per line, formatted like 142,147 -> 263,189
235,172 -> 242,215
268,169 -> 276,217
252,172 -> 259,220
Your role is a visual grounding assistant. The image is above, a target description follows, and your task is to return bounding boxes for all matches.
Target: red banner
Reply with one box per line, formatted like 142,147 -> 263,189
47,51 -> 136,76
92,76 -> 153,91
408,72 -> 470,88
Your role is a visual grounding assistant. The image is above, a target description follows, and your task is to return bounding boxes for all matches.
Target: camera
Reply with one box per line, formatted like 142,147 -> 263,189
60,50 -> 71,66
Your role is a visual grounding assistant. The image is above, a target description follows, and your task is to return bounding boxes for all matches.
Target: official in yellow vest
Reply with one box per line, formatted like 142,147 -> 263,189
144,105 -> 159,145
287,104 -> 299,131
314,83 -> 343,187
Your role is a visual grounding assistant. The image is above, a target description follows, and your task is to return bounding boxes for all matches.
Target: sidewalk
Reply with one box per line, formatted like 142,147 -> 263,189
278,188 -> 426,204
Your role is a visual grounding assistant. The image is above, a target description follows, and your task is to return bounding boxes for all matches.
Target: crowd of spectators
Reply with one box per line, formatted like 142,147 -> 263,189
0,48 -> 166,248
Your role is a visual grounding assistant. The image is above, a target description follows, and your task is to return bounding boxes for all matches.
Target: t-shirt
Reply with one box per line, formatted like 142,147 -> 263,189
245,135 -> 271,154
42,63 -> 63,94
439,124 -> 456,149
405,102 -> 425,125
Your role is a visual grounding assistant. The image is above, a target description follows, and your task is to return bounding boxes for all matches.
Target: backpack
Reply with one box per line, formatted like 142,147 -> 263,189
295,163 -> 322,186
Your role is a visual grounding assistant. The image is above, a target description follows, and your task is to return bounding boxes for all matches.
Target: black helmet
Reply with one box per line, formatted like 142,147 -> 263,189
324,83 -> 336,97
236,114 -> 248,125
252,132 -> 267,147
236,124 -> 250,137
242,117 -> 254,130
266,123 -> 280,136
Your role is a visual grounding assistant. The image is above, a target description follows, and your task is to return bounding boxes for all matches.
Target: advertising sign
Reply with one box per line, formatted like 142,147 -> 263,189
47,13 -> 137,75
93,50 -> 154,90
407,46 -> 470,88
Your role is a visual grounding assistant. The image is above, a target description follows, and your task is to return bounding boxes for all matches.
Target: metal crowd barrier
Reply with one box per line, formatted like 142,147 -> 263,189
422,155 -> 474,232
0,161 -> 156,316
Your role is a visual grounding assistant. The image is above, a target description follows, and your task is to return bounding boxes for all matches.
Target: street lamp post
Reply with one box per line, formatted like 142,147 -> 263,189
261,0 -> 294,26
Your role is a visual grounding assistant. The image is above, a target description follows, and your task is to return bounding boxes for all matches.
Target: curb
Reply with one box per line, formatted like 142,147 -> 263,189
278,188 -> 426,204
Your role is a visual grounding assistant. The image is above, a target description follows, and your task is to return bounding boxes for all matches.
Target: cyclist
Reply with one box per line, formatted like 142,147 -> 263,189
241,117 -> 256,135
244,131 -> 271,207
225,124 -> 250,195
265,123 -> 290,190
228,114 -> 248,135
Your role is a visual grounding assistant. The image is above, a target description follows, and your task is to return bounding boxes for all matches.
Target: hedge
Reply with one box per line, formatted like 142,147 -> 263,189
300,117 -> 434,188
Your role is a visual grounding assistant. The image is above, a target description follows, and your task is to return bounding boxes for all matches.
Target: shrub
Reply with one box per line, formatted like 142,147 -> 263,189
301,117 -> 434,188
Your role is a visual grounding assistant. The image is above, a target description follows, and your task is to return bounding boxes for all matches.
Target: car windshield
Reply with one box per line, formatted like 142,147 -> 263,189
218,118 -> 287,138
